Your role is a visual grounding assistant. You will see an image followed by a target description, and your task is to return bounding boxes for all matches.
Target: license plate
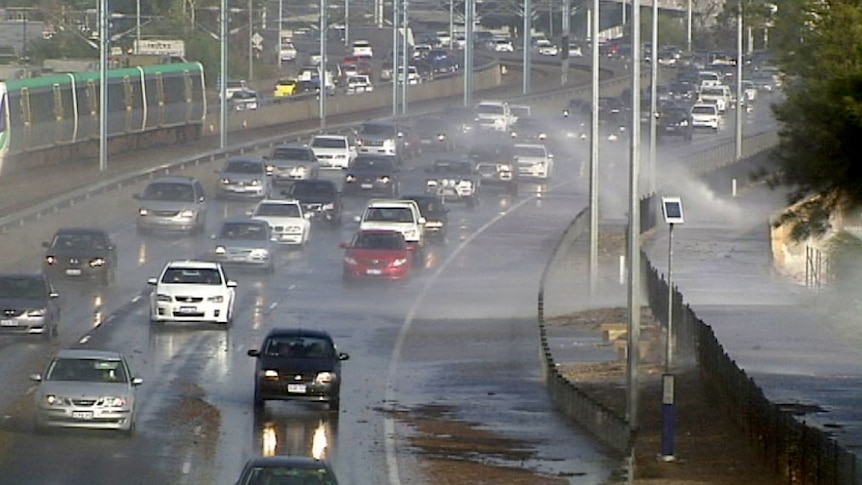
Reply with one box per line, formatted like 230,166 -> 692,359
287,384 -> 307,393
178,306 -> 197,314
0,319 -> 17,327
366,269 -> 383,275
361,183 -> 373,189
72,411 -> 93,420
65,268 -> 82,276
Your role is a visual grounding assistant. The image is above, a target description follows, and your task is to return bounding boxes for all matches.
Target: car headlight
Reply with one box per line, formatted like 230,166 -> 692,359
214,246 -> 226,254
44,394 -> 66,406
379,176 -> 391,184
250,249 -> 270,258
45,256 -> 56,265
179,209 -> 195,218
344,256 -> 358,265
315,372 -> 336,384
345,174 -> 356,182
680,120 -> 689,126
263,369 -> 279,380
138,208 -> 149,216
221,178 -> 232,185
266,164 -> 275,174
250,179 -> 262,186
157,294 -> 171,302
103,396 -> 129,407
27,308 -> 47,317
322,203 -> 335,210
539,133 -> 547,140
437,133 -> 446,141
89,258 -> 106,267
208,295 -> 225,303
334,154 -> 346,159
392,258 -> 408,267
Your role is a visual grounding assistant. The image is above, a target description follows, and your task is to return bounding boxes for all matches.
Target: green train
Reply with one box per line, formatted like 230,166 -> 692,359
0,62 -> 207,174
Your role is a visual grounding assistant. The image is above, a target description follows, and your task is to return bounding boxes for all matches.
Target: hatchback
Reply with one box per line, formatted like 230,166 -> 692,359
0,273 -> 60,339
134,176 -> 207,234
235,456 -> 339,485
211,218 -> 276,273
215,158 -> 269,199
248,328 -> 349,411
31,349 -> 143,433
42,227 -> 117,285
341,229 -> 412,281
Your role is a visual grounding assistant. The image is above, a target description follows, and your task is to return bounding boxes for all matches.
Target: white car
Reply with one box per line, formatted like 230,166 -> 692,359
351,40 -> 373,58
309,134 -> 357,169
345,74 -> 374,95
358,199 -> 426,251
251,199 -> 311,246
535,39 -> 559,56
698,85 -> 731,113
492,38 -> 514,52
690,103 -> 720,131
396,66 -> 422,85
567,43 -> 584,58
513,143 -> 554,180
148,260 -> 237,325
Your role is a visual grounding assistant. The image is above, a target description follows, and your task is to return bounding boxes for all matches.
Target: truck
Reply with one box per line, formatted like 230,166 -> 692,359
474,100 -> 516,132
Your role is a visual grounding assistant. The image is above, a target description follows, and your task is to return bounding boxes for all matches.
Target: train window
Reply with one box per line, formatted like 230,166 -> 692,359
155,72 -> 165,107
85,80 -> 97,116
20,87 -> 31,127
52,83 -> 64,121
123,76 -> 134,112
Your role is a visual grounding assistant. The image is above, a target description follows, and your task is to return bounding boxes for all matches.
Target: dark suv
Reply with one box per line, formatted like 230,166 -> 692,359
247,328 -> 350,411
280,179 -> 343,225
42,227 -> 117,285
0,273 -> 60,339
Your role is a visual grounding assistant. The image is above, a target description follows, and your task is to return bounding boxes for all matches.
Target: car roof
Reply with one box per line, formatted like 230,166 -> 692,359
258,198 -> 300,205
366,198 -> 417,207
513,143 -> 547,149
53,227 -> 108,235
264,328 -> 334,340
164,260 -> 222,270
148,176 -> 197,185
313,134 -> 348,140
242,455 -> 334,470
221,217 -> 268,226
55,349 -> 124,360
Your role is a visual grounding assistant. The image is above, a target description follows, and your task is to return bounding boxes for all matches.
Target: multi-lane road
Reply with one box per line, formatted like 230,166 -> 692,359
0,87 -> 769,485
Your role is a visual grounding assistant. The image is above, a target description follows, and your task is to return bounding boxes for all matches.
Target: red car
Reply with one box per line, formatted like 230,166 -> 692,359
341,229 -> 411,281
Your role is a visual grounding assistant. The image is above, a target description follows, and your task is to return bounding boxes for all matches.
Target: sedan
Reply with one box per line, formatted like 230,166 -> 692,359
341,229 -> 412,281
248,328 -> 350,411
30,349 -> 143,433
235,456 -> 339,485
211,218 -> 275,273
0,273 -> 60,339
342,155 -> 400,197
148,260 -> 237,326
42,227 -> 117,285
215,158 -> 270,199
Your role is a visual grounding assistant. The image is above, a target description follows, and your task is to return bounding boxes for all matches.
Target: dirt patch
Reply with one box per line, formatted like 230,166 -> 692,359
166,380 -> 221,462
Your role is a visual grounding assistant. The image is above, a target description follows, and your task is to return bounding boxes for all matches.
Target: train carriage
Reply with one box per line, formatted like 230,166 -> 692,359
0,62 -> 206,175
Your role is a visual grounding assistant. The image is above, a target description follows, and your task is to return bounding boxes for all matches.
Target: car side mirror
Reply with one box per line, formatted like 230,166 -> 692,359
226,280 -> 238,288
49,291 -> 59,299
132,377 -> 144,386
339,242 -> 349,249
132,193 -> 141,200
247,349 -> 261,357
338,352 -> 350,361
29,373 -> 42,382
352,215 -> 361,223
147,277 -> 158,285
41,241 -> 50,248
418,217 -> 426,224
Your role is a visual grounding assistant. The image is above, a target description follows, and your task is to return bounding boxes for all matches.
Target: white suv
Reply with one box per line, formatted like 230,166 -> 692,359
513,143 -> 554,180
309,134 -> 357,169
358,199 -> 426,251
251,199 -> 311,246
690,103 -> 720,131
148,260 -> 237,325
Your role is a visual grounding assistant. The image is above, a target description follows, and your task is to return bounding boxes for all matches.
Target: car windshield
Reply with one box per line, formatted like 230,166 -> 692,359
219,222 -> 268,240
364,207 -> 414,223
361,124 -> 396,136
142,182 -> 195,202
476,104 -> 504,115
0,276 -> 47,299
513,146 -> 547,158
272,148 -> 312,161
432,162 -> 471,174
46,358 -> 128,383
311,137 -> 347,149
352,232 -> 406,250
263,336 -> 335,359
225,160 -> 264,174
289,182 -> 335,197
51,232 -> 106,250
353,158 -> 394,171
692,105 -> 716,115
255,203 -> 301,217
161,268 -> 223,285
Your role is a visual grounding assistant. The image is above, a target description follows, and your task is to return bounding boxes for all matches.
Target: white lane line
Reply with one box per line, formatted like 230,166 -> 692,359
383,179 -> 574,485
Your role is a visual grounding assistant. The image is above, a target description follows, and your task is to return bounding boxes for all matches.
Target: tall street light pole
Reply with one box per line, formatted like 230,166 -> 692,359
392,0 -> 400,116
320,0 -> 328,129
136,0 -> 141,43
248,0 -> 254,81
522,0 -> 532,94
627,0 -> 643,480
401,0 -> 409,115
649,0 -> 658,194
687,0 -> 692,52
463,0 -> 475,106
278,0 -> 283,69
735,1 -> 743,162
561,0 -> 570,85
99,0 -> 109,173
220,0 -> 228,150
588,0 -> 600,298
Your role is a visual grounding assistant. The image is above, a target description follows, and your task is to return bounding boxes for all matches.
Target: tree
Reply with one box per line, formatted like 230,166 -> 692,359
769,1 -> 862,235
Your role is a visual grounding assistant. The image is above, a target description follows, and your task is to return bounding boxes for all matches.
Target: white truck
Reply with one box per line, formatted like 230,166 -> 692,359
474,100 -> 516,132
358,199 -> 426,253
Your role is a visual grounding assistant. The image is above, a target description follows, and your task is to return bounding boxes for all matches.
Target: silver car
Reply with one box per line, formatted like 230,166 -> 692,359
264,145 -> 320,185
30,349 -> 143,433
216,158 -> 270,199
134,176 -> 208,234
211,218 -> 276,273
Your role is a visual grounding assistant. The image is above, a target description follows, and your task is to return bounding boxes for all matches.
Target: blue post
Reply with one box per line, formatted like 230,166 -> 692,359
661,373 -> 676,461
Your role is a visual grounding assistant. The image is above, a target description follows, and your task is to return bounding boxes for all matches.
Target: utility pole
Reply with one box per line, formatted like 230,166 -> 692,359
99,0 -> 109,173
220,0 -> 228,149
320,0 -> 328,129
401,0 -> 409,115
463,0 -> 475,106
561,0 -> 570,85
248,0 -> 254,81
522,0 -> 532,94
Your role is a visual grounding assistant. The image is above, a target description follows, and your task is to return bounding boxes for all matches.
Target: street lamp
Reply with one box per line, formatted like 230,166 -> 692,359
660,195 -> 684,462
99,0 -> 109,172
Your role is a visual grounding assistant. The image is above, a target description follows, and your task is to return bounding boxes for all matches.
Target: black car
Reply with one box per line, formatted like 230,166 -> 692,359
472,144 -> 519,194
412,116 -> 457,152
0,273 -> 60,339
424,158 -> 480,207
400,194 -> 449,242
42,227 -> 117,285
657,105 -> 694,142
280,179 -> 342,225
509,116 -> 553,145
247,328 -> 349,411
234,456 -> 339,485
342,155 -> 400,197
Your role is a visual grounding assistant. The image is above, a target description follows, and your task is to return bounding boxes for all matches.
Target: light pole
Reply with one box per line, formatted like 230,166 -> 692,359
660,196 -> 684,462
522,0 -> 532,94
392,0 -> 400,116
588,0 -> 599,299
735,1 -> 744,162
99,0 -> 109,173
248,0 -> 254,81
319,0 -> 328,129
649,0 -> 658,194
686,0 -> 692,52
220,0 -> 228,149
463,0 -> 475,106
136,0 -> 141,43
278,0 -> 283,68
401,0 -> 409,115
